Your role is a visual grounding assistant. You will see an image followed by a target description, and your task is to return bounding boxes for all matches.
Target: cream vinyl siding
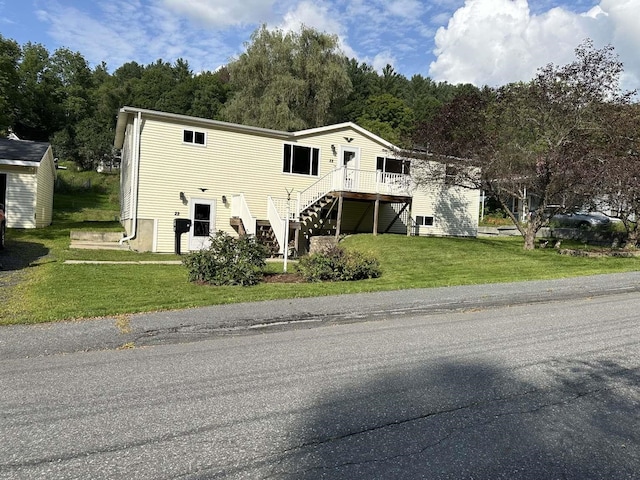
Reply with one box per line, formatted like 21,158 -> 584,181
116,108 -> 480,252
411,185 -> 479,237
35,147 -> 55,227
4,169 -> 36,228
134,119 -> 398,252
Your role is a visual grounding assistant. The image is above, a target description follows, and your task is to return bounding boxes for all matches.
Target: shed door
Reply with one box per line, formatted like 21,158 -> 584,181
188,199 -> 215,251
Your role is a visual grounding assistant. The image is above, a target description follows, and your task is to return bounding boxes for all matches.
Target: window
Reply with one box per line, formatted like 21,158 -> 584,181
377,157 -> 410,175
193,203 -> 211,237
445,164 -> 458,185
183,129 -> 206,145
283,144 -> 319,176
415,215 -> 434,227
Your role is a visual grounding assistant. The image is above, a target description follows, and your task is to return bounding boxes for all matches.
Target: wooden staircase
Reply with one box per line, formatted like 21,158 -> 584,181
299,194 -> 337,237
256,220 -> 280,256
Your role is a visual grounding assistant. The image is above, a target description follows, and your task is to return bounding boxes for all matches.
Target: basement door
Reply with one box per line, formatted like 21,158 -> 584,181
188,198 -> 215,251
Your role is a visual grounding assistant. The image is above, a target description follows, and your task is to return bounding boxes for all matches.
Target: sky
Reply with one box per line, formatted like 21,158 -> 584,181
1,0 -> 639,91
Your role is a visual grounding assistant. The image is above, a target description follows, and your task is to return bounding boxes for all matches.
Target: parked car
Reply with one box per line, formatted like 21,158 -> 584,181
0,203 -> 5,249
550,211 -> 611,229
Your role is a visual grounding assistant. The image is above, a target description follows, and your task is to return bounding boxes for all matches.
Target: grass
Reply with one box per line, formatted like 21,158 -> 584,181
1,167 -> 639,325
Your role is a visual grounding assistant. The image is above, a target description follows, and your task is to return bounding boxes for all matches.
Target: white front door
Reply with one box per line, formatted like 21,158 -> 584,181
341,146 -> 360,190
189,198 -> 215,250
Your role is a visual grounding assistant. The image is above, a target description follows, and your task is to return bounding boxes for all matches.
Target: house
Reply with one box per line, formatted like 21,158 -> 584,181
0,138 -> 56,228
113,107 -> 480,254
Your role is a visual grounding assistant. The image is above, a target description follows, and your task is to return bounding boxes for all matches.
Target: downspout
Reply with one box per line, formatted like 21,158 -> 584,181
120,111 -> 142,245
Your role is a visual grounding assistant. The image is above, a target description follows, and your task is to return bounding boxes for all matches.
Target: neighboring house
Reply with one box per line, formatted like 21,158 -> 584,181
0,138 -> 56,229
113,106 -> 480,254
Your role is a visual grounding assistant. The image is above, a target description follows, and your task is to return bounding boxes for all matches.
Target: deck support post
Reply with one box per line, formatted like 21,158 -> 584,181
373,197 -> 380,236
407,199 -> 413,236
335,194 -> 344,239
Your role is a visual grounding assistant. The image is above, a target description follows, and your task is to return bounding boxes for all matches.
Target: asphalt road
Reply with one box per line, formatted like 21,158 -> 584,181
1,274 -> 640,479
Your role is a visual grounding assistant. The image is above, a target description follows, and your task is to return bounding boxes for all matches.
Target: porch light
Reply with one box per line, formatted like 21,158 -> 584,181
331,144 -> 337,155
179,191 -> 187,202
222,195 -> 227,205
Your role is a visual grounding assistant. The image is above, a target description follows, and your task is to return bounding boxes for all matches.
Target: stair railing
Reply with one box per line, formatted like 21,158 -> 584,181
267,196 -> 286,255
297,167 -> 344,218
230,193 -> 256,235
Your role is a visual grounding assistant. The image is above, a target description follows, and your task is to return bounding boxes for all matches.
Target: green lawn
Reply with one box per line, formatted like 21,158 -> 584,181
3,232 -> 640,325
1,167 -> 639,325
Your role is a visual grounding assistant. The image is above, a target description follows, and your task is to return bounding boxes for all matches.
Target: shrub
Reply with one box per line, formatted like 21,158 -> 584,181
182,231 -> 268,286
296,245 -> 381,282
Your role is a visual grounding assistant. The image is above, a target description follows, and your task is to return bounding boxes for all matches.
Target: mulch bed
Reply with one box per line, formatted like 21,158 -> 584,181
262,272 -> 307,283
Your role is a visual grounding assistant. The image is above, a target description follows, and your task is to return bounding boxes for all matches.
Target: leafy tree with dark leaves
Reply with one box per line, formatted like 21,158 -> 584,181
414,40 -> 632,250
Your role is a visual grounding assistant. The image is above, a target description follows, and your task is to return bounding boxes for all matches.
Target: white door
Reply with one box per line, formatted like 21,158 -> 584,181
341,147 -> 359,190
189,199 -> 215,250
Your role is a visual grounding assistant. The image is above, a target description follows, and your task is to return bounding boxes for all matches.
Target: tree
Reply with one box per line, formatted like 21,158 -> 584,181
14,42 -> 62,140
222,25 -> 352,130
414,40 -> 632,250
357,93 -> 415,145
336,59 -> 380,123
590,102 -> 640,247
0,35 -> 21,134
188,69 -> 231,120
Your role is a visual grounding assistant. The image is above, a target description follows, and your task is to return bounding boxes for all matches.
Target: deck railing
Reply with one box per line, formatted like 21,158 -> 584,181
230,193 -> 256,235
296,167 -> 412,218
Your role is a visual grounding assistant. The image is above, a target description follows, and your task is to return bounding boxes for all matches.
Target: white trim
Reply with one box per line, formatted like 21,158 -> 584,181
152,218 -> 159,252
0,159 -> 42,167
115,106 -> 290,149
120,111 -> 142,245
182,129 -> 207,146
114,107 -> 398,151
292,122 -> 396,149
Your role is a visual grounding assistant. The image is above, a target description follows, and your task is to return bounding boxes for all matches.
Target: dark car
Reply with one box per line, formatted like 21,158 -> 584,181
0,203 -> 5,249
550,211 -> 611,229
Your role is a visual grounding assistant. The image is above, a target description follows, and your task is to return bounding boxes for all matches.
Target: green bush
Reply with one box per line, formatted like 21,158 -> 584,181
182,231 -> 268,286
296,245 -> 381,282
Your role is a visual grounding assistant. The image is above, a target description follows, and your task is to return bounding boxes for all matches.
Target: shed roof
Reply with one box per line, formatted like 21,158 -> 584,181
0,138 -> 50,166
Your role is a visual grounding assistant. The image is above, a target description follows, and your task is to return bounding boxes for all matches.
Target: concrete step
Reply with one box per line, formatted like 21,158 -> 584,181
70,231 -> 125,242
70,240 -> 130,250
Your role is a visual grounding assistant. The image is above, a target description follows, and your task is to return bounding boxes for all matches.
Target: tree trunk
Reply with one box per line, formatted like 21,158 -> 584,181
522,221 -> 543,251
626,228 -> 640,249
523,229 -> 536,250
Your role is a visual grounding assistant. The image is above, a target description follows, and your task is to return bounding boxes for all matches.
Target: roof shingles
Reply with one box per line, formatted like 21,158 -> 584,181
0,138 -> 50,163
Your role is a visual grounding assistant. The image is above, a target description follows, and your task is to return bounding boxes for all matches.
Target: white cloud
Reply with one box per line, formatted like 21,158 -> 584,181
371,52 -> 397,73
428,0 -> 640,90
34,0 -> 242,71
386,0 -> 425,20
162,0 -> 278,27
279,1 -> 339,34
277,1 -> 359,59
597,0 -> 640,92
